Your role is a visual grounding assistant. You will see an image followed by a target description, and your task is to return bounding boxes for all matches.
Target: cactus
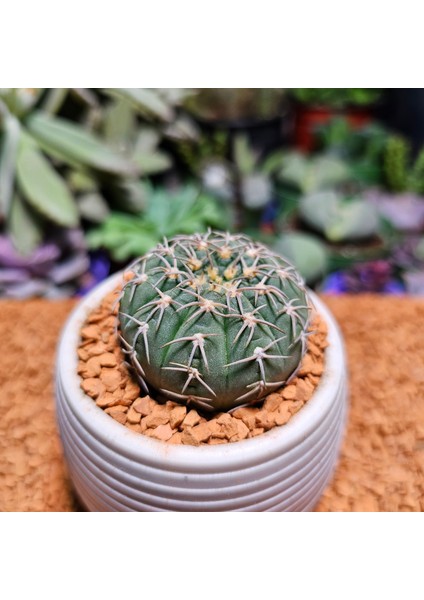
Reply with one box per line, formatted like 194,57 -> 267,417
384,136 -> 409,193
118,231 -> 311,413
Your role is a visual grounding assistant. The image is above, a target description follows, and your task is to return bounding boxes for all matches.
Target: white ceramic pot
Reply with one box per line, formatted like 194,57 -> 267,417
55,273 -> 348,512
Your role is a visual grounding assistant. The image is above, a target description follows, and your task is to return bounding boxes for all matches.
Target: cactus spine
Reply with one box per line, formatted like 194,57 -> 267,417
118,231 -> 311,413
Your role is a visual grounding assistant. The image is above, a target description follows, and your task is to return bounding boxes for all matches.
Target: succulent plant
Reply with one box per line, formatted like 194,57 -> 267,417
315,117 -> 389,186
291,88 -> 382,108
118,231 -> 311,413
384,136 -> 409,193
184,89 -> 287,121
0,88 -> 139,256
365,190 -> 424,233
0,228 -> 89,298
277,152 -> 351,194
273,232 -> 329,285
383,135 -> 424,195
0,88 -> 196,258
87,184 -> 226,262
299,190 -> 380,242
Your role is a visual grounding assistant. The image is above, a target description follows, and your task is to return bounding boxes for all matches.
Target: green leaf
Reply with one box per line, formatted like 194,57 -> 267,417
163,116 -> 200,142
108,179 -> 147,213
273,232 -> 329,284
41,88 -> 69,115
277,152 -> 309,188
261,151 -> 285,175
68,170 -> 97,193
70,88 -> 99,108
134,127 -> 161,154
0,88 -> 43,118
87,214 -> 158,260
278,152 -> 351,193
77,192 -> 110,223
133,151 -> 172,175
299,191 -> 379,242
0,102 -> 20,218
308,155 -> 351,193
103,88 -> 173,122
88,185 -> 226,261
16,135 -> 79,227
8,193 -> 43,255
233,134 -> 257,175
26,112 -> 138,177
156,88 -> 195,105
27,131 -> 83,170
103,98 -> 137,152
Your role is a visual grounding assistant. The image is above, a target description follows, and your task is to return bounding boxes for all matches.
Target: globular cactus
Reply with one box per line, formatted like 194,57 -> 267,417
118,231 -> 311,413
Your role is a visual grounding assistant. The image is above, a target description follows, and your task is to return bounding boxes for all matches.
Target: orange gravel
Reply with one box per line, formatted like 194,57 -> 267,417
0,298 -> 78,512
1,294 -> 424,511
76,288 -> 327,445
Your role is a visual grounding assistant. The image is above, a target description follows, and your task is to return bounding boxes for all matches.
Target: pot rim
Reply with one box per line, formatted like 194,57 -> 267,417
56,271 -> 347,471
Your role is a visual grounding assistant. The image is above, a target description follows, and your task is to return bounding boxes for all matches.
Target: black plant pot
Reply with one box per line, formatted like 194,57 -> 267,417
195,107 -> 294,157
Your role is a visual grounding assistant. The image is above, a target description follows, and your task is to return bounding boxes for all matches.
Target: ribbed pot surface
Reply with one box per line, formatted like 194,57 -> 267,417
55,273 -> 348,512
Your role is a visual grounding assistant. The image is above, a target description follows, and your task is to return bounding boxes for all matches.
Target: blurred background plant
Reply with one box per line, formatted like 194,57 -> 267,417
184,88 -> 288,121
291,88 -> 382,109
87,184 -> 226,263
0,87 -> 200,295
2,87 -> 424,297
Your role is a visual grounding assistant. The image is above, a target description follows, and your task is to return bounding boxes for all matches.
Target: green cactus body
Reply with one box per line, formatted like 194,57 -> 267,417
118,231 -> 311,413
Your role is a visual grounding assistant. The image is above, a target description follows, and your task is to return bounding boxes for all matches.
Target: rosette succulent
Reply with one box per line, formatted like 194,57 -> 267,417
118,231 -> 311,413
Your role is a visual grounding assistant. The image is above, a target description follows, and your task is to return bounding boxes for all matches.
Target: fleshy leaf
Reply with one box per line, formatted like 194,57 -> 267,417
299,191 -> 379,242
0,102 -> 20,218
16,134 -> 79,227
41,88 -> 69,115
8,193 -> 43,255
103,88 -> 173,122
134,127 -> 161,154
26,112 -> 138,177
108,179 -> 147,213
278,151 -> 351,193
0,88 -> 43,118
77,192 -> 110,223
49,252 -> 89,284
274,232 -> 329,284
163,115 -> 200,142
68,170 -> 97,193
103,98 -> 137,152
234,134 -> 257,175
133,151 -> 172,175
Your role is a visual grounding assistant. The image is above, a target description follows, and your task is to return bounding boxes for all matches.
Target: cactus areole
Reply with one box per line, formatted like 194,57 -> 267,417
118,231 -> 311,413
